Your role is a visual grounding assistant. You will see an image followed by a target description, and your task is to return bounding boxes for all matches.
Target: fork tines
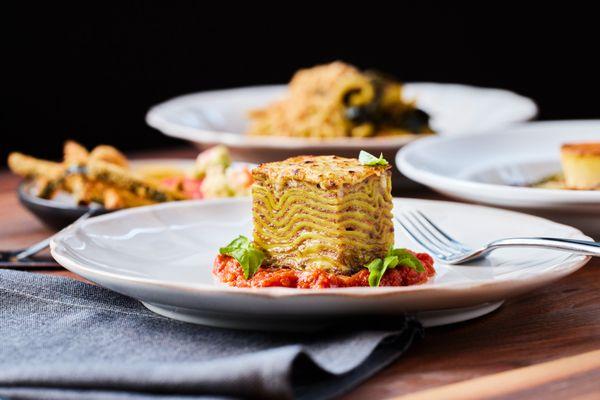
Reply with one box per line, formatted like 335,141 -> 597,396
395,209 -> 470,261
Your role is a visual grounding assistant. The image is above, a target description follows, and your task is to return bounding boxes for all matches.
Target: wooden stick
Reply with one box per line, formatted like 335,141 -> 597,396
395,349 -> 600,400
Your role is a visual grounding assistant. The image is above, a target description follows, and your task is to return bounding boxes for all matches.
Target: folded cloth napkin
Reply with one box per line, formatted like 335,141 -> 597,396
0,270 -> 422,400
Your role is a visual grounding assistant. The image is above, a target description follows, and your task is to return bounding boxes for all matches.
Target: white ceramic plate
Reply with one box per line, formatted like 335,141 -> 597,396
396,120 -> 600,236
50,198 -> 590,330
145,84 -> 536,165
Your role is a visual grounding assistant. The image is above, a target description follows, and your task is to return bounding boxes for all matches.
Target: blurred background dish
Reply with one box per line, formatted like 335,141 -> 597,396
246,62 -> 436,138
146,82 -> 536,180
10,143 -> 255,229
396,120 -> 600,236
17,159 -> 254,230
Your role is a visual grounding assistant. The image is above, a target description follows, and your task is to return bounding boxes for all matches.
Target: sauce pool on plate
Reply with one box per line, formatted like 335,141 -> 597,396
213,252 -> 435,289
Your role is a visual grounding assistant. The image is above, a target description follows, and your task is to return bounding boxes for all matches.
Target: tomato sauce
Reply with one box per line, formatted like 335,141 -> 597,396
213,252 -> 435,289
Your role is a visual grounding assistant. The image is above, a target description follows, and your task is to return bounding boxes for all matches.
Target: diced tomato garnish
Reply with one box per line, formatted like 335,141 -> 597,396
182,178 -> 204,199
160,177 -> 204,199
160,177 -> 183,191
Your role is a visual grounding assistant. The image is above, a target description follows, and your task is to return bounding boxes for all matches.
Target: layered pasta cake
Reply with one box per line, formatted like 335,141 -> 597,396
560,142 -> 600,190
252,155 -> 394,273
213,152 -> 435,289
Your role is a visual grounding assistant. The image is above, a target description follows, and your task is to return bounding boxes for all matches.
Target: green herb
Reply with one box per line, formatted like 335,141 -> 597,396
219,235 -> 265,279
387,246 -> 425,273
365,258 -> 385,287
383,254 -> 399,270
364,246 -> 425,287
358,150 -> 389,166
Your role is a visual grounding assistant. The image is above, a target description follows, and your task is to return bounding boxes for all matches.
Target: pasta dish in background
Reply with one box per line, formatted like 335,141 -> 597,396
247,61 -> 433,138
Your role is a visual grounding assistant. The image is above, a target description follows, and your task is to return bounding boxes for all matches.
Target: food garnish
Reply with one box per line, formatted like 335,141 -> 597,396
364,258 -> 386,287
365,246 -> 425,287
219,235 -> 265,279
358,150 -> 389,166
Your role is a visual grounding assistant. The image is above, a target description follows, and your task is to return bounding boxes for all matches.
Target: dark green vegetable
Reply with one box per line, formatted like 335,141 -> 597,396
343,75 -> 432,134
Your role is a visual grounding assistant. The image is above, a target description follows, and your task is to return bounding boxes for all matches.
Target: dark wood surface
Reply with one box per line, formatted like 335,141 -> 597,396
1,147 -> 598,399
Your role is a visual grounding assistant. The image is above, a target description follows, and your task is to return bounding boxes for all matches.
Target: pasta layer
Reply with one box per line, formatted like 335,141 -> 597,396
252,157 -> 393,274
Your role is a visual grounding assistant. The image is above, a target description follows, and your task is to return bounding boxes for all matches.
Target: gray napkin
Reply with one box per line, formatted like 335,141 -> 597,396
0,270 -> 422,400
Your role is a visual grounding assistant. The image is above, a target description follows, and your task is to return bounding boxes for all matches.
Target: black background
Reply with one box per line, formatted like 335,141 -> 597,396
4,3 -> 599,165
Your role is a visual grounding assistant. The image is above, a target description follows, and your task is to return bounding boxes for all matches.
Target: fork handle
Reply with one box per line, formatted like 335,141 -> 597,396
488,237 -> 600,257
14,205 -> 100,261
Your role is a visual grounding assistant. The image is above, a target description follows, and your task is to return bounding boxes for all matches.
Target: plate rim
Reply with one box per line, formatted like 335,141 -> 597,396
396,120 -> 600,204
50,197 -> 591,299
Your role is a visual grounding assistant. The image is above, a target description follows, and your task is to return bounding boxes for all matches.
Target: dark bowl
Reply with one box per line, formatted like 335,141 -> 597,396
18,181 -> 111,231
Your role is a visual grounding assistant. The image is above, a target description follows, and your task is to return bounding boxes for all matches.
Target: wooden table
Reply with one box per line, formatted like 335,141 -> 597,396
1,148 -> 599,399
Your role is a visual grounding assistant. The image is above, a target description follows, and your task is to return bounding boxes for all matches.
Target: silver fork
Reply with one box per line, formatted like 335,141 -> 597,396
396,209 -> 600,264
0,204 -> 101,264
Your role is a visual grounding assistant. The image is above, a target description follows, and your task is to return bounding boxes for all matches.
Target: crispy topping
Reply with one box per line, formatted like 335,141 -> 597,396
561,142 -> 600,156
252,155 -> 390,189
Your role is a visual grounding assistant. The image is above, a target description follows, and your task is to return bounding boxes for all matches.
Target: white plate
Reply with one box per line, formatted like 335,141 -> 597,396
396,120 -> 600,236
50,198 -> 590,330
145,84 -> 536,165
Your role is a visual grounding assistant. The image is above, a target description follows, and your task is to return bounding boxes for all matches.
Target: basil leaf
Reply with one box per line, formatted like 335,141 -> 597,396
365,258 -> 385,287
387,247 -> 425,272
365,247 -> 426,287
358,150 -> 389,166
219,235 -> 265,279
383,255 -> 399,270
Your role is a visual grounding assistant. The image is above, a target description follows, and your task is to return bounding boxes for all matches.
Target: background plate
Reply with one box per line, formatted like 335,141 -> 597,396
396,120 -> 600,236
145,84 -> 537,183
